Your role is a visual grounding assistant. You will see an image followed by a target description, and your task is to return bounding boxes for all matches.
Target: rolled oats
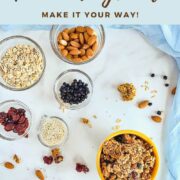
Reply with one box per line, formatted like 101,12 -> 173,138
100,134 -> 156,180
0,45 -> 44,89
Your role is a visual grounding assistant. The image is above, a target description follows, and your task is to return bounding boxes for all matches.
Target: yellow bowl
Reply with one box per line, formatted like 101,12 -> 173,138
96,130 -> 160,180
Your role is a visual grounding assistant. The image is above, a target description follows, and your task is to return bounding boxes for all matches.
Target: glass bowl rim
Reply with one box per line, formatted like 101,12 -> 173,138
0,35 -> 46,91
54,69 -> 94,110
0,99 -> 32,141
37,115 -> 69,148
50,24 -> 105,65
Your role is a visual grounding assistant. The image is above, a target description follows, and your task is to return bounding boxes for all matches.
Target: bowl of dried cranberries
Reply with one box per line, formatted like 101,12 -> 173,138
0,100 -> 32,140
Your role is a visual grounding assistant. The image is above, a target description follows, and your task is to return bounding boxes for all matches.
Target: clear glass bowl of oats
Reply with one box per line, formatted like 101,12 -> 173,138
37,115 -> 69,148
96,130 -> 160,180
50,25 -> 105,65
0,35 -> 46,91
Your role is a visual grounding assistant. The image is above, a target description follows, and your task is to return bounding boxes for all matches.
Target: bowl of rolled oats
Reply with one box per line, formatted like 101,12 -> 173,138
96,130 -> 159,180
0,36 -> 46,90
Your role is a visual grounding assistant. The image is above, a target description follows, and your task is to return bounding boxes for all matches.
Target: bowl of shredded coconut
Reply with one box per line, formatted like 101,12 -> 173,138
38,115 -> 69,148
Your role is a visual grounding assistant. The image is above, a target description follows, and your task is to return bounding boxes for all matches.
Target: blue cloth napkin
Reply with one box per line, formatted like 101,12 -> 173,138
0,25 -> 180,180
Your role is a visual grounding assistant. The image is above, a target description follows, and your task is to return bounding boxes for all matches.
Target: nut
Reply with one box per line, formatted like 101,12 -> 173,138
151,115 -> 162,123
138,100 -> 149,109
57,26 -> 98,63
35,170 -> 44,180
4,162 -> 14,169
172,87 -> 176,95
13,154 -> 20,164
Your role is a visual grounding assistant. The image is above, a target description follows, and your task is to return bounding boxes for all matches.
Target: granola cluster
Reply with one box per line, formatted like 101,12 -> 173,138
118,83 -> 136,101
100,134 -> 156,180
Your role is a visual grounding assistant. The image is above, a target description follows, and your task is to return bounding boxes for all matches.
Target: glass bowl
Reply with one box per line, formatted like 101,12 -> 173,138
37,115 -> 69,148
96,130 -> 160,180
0,35 -> 46,91
0,100 -> 32,141
54,69 -> 93,110
50,25 -> 105,65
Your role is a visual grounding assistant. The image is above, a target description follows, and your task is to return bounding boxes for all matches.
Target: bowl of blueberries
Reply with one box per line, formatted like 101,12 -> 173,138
54,69 -> 93,110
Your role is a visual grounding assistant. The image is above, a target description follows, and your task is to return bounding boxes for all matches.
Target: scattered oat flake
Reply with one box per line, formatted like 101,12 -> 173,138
93,115 -> 97,119
80,118 -> 92,128
112,125 -> 120,131
116,119 -> 122,123
13,154 -> 20,164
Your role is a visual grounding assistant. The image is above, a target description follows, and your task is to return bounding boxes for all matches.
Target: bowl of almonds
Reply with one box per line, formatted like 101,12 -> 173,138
0,36 -> 46,90
50,25 -> 105,64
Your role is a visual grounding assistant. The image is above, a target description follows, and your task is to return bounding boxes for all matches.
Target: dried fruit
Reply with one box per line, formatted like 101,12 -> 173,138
172,87 -> 176,95
54,155 -> 64,164
43,156 -> 53,165
138,100 -> 149,109
13,154 -> 20,164
151,115 -> 162,123
51,148 -> 61,158
4,162 -> 14,169
35,170 -> 44,180
0,107 -> 29,136
76,163 -> 89,173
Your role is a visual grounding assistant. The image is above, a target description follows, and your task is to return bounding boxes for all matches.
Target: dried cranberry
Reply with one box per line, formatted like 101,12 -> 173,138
4,123 -> 15,131
43,156 -> 53,165
0,112 -> 7,119
17,108 -> 25,114
0,118 -> 4,124
18,116 -> 26,124
76,163 -> 89,173
12,114 -> 20,121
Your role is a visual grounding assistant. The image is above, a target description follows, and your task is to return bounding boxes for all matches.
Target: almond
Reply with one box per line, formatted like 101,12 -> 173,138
58,45 -> 65,50
80,49 -> 86,56
62,31 -> 70,41
172,87 -> 176,95
72,57 -> 82,62
57,33 -> 63,40
138,100 -> 149,109
92,42 -> 98,52
151,116 -> 162,123
69,49 -> 81,55
4,162 -> 14,169
70,41 -> 81,48
59,40 -> 67,46
66,46 -> 78,50
69,27 -> 76,34
87,35 -> 97,46
86,48 -> 94,57
86,27 -> 94,36
79,33 -> 84,45
82,56 -> 89,61
70,33 -> 79,40
84,32 -> 90,43
76,26 -> 85,33
13,154 -> 20,164
35,170 -> 44,180
61,49 -> 68,57
82,44 -> 89,50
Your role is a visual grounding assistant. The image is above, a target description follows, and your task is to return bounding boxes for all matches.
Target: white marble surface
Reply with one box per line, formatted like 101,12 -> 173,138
0,28 -> 178,180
